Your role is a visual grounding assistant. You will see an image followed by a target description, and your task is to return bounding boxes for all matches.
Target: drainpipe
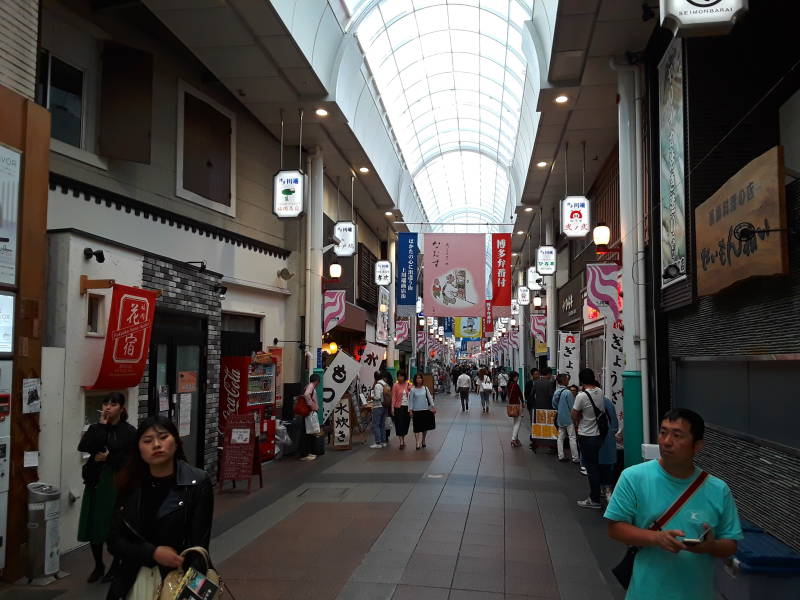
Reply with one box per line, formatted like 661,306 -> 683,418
305,148 -> 324,374
611,59 -> 651,461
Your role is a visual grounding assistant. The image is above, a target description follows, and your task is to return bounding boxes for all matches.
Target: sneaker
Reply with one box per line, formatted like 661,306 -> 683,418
369,444 -> 382,449
577,498 -> 603,509
381,443 -> 388,448
580,466 -> 587,476
300,455 -> 317,461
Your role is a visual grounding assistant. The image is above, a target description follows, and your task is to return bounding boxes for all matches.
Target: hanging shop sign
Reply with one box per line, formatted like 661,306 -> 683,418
695,146 -> 789,296
517,286 -> 530,306
322,350 -> 359,424
273,169 -> 304,218
415,296 -> 423,314
511,299 -> 519,316
530,314 -> 547,356
561,196 -> 591,238
660,0 -> 748,36
659,38 -> 687,288
396,233 -> 418,316
376,286 -> 390,345
455,317 -> 482,339
527,267 -> 542,291
0,145 -> 20,286
0,293 -> 14,354
323,290 -> 346,333
557,332 -> 580,385
374,260 -> 392,286
333,221 -> 357,257
536,246 -> 556,276
484,301 -> 494,334
88,285 -> 159,390
557,273 -> 582,328
491,233 -> 512,316
424,233 -> 485,317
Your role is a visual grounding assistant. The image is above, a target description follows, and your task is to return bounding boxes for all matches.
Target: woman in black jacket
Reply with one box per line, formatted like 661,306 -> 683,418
77,392 -> 137,583
106,415 -> 213,600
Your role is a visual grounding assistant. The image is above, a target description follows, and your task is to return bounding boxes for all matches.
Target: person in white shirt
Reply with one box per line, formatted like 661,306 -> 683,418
479,369 -> 493,413
497,370 -> 509,402
571,368 -> 606,509
456,372 -> 472,412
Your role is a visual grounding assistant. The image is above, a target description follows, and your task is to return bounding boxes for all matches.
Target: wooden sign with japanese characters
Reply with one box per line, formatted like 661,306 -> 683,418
695,146 -> 788,296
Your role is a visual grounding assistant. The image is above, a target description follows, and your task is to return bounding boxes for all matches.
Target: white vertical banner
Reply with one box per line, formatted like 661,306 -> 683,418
322,351 -> 360,424
357,342 -> 384,404
604,321 -> 625,428
332,395 -> 351,449
557,331 -> 580,385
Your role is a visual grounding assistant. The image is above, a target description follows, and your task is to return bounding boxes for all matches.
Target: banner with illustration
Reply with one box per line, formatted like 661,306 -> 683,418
557,331 -> 580,385
396,232 -> 418,316
455,317 -> 482,339
423,234 -> 484,317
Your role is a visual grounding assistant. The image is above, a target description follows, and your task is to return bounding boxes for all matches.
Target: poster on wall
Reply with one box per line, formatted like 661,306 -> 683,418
322,350 -> 359,424
22,378 -> 41,414
376,286 -> 390,345
424,234 -> 485,317
0,294 -> 13,354
0,360 -> 11,420
557,332 -> 580,385
0,145 -> 20,286
659,38 -> 687,288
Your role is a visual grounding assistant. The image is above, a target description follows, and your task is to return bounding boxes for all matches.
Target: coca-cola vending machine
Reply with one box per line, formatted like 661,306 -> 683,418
219,348 -> 283,460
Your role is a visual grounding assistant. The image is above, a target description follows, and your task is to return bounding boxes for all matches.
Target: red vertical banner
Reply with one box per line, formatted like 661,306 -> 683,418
89,284 -> 158,390
492,233 -> 512,317
219,356 -> 249,434
484,300 -> 494,334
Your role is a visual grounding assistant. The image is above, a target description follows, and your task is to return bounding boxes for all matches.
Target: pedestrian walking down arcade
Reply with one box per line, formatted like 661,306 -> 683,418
4,2 -> 800,598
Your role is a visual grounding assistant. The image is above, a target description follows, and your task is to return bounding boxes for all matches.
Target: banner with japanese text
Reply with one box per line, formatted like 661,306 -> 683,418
322,350 -> 360,424
396,232 -> 418,316
424,233 -> 484,317
484,301 -> 494,334
491,233 -> 512,317
356,342 -> 384,405
557,331 -> 580,385
604,320 -> 624,432
89,284 -> 159,390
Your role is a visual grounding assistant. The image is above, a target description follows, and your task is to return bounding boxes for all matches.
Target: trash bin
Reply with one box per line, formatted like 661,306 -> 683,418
27,482 -> 61,579
715,520 -> 800,599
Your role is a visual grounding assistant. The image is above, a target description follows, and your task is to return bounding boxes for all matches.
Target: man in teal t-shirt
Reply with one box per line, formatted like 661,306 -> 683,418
605,408 -> 742,600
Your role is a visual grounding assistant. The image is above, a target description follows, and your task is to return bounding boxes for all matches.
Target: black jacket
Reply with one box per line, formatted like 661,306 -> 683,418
106,460 -> 214,600
78,421 -> 137,485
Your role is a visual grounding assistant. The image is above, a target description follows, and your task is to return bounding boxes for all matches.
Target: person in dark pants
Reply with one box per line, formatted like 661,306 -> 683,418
77,392 -> 137,583
299,374 -> 321,461
571,368 -> 606,509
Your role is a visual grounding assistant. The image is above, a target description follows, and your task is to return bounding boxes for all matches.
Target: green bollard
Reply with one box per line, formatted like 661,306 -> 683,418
622,370 -> 644,467
314,367 -> 324,424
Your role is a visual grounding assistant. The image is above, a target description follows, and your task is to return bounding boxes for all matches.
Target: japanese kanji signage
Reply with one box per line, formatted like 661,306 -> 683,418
557,331 -> 580,385
332,394 -> 352,450
517,286 -> 530,306
376,286 -> 390,345
333,221 -> 357,257
396,232 -> 418,316
604,320 -> 625,431
491,233 -> 512,316
561,196 -> 591,238
527,267 -> 542,291
423,234 -> 484,317
374,260 -> 392,286
273,169 -> 304,218
511,299 -> 519,316
89,284 -> 158,390
322,350 -> 359,424
484,301 -> 493,334
537,246 -> 556,275
356,342 -> 383,405
695,146 -> 788,296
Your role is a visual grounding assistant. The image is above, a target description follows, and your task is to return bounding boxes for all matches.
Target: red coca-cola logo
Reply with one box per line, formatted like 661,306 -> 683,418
221,366 -> 241,422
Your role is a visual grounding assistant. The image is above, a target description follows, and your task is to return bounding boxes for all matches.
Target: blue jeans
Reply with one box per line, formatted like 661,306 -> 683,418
372,406 -> 387,444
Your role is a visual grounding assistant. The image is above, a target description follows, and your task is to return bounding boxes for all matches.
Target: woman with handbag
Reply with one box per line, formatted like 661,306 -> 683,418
507,372 -> 524,447
479,369 -> 493,414
409,373 -> 436,450
78,392 -> 137,583
106,415 -> 214,600
390,371 -> 412,449
299,374 -> 321,461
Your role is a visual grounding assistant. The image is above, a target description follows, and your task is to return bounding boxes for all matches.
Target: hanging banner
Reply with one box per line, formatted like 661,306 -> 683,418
323,290 -> 346,333
530,314 -> 547,355
424,233 -> 484,317
509,329 -> 519,350
484,301 -> 494,334
376,286 -> 390,345
455,317 -> 482,339
659,38 -> 687,288
557,332 -> 580,385
604,320 -> 625,430
395,318 -> 409,345
396,232 -> 418,316
273,170 -> 304,218
586,263 -> 622,322
536,246 -> 556,276
332,394 -> 352,450
322,350 -> 360,423
416,329 -> 426,351
356,342 -> 384,405
0,145 -> 20,286
89,285 -> 158,390
491,233 -> 512,316
443,317 -> 454,335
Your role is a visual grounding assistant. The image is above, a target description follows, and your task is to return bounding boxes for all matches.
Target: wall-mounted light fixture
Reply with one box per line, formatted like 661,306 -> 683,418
329,261 -> 342,279
83,247 -> 105,263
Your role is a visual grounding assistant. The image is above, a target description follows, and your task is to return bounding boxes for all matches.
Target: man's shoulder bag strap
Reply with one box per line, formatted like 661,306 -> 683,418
650,471 -> 710,531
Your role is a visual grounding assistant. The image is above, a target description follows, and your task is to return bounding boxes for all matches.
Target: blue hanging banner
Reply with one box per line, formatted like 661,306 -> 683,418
396,232 -> 418,317
443,317 -> 454,335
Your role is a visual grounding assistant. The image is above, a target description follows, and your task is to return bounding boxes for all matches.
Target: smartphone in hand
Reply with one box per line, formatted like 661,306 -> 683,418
683,525 -> 711,546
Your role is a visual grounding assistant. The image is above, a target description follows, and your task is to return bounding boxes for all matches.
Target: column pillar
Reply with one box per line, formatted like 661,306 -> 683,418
306,148 -> 324,373
545,211 -> 557,368
387,231 -> 397,373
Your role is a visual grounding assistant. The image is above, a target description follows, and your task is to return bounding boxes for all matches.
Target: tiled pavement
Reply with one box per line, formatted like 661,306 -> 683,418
0,392 -> 625,600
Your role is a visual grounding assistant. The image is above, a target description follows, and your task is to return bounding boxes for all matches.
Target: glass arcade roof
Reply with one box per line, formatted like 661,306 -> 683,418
346,0 -> 533,231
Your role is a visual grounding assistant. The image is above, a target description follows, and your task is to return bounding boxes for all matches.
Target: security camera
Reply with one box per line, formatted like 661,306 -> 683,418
330,233 -> 342,246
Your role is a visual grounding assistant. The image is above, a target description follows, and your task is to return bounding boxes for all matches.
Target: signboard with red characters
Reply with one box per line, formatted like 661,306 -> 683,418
89,285 -> 158,390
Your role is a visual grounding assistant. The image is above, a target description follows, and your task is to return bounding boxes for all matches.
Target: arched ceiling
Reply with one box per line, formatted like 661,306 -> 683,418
345,0 -> 534,231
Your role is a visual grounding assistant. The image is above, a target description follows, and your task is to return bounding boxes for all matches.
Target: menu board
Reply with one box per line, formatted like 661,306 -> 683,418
219,413 -> 259,488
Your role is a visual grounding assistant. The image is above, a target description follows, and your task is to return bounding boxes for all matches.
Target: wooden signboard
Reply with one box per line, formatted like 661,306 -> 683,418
695,146 -> 789,296
219,413 -> 262,492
